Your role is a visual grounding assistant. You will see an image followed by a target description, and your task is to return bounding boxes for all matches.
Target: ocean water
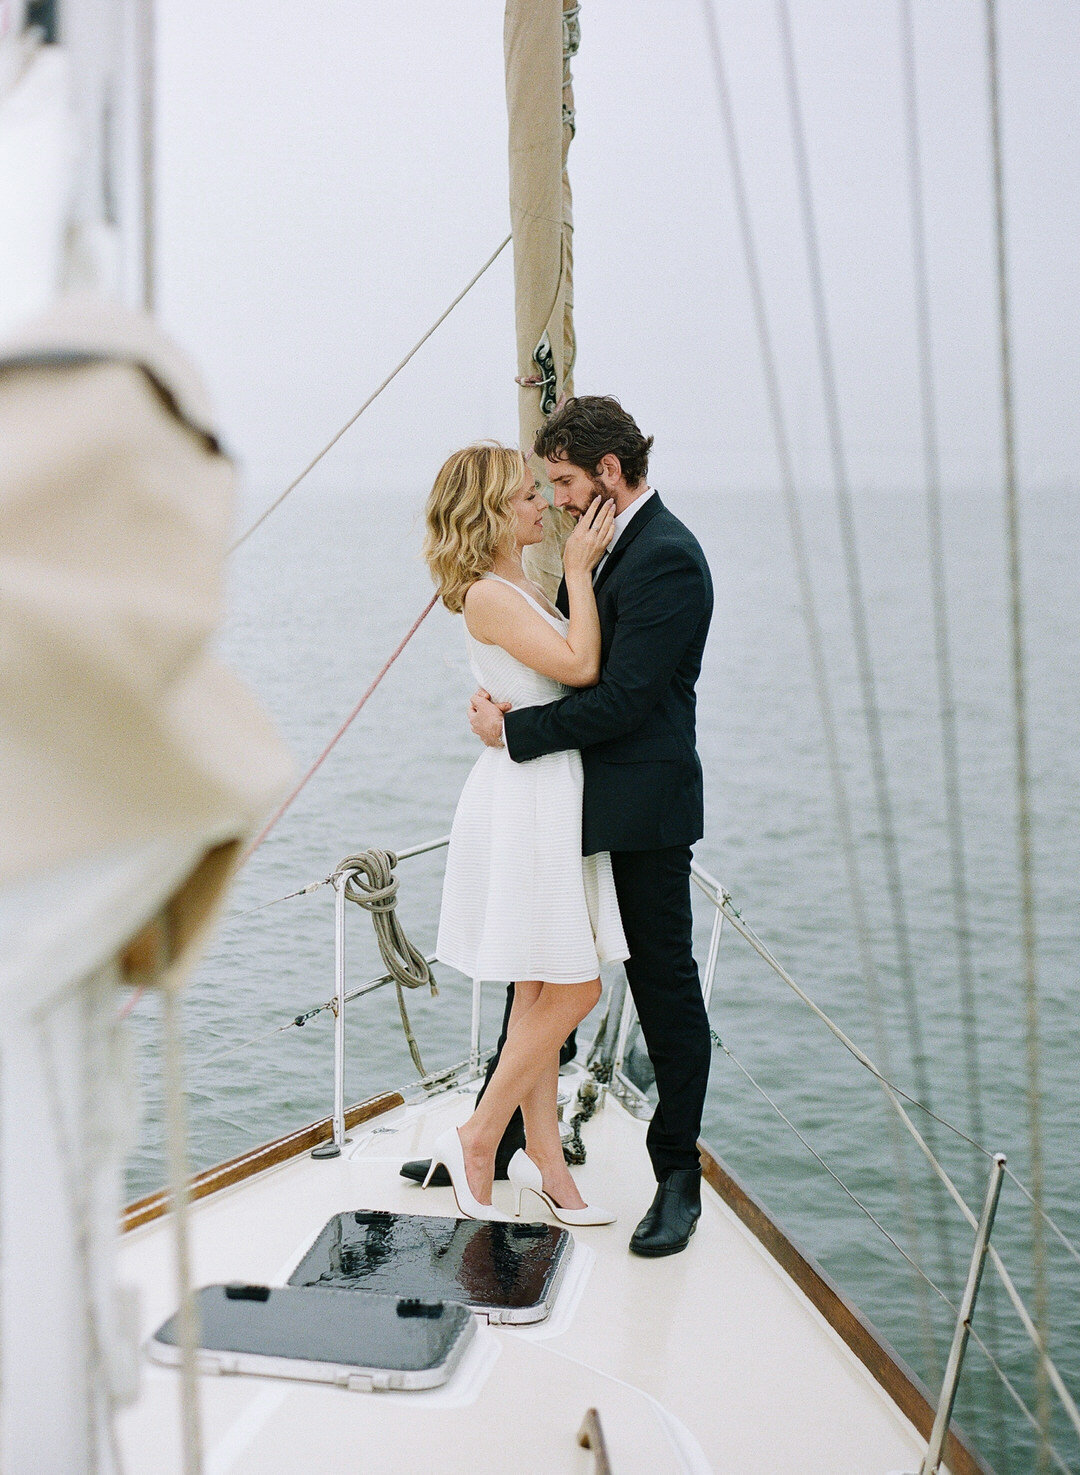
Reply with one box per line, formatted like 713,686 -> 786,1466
126,479 -> 1079,1472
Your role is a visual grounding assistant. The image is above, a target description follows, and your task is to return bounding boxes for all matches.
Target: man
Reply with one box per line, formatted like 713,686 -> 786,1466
405,397 -> 712,1254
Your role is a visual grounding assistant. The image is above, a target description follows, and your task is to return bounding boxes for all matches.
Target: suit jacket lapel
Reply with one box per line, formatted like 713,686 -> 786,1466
593,493 -> 665,596
556,576 -> 569,616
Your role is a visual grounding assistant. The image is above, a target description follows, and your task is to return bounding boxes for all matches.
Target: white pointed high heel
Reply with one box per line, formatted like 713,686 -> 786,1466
422,1128 -> 512,1222
508,1149 -> 616,1226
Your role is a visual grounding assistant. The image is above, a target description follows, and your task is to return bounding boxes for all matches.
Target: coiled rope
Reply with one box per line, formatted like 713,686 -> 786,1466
334,849 -> 437,1077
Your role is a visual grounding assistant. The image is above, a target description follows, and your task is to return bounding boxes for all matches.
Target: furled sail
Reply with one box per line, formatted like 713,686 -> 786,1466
0,294 -> 292,1474
504,0 -> 581,600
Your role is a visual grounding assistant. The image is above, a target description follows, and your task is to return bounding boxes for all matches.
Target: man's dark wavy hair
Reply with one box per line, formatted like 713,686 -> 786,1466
533,395 -> 654,488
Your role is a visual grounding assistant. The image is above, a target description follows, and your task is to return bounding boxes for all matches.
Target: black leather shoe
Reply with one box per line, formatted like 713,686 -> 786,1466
399,1155 -> 515,1187
629,1167 -> 702,1257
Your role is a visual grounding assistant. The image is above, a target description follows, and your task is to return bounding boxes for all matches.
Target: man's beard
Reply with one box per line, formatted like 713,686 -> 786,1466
584,472 -> 615,513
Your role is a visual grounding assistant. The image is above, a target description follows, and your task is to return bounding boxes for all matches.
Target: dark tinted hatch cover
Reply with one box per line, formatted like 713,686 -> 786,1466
153,1284 -> 472,1372
288,1211 -> 571,1323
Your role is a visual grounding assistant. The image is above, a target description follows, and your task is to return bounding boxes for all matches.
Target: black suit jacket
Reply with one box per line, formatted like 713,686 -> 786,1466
503,494 -> 713,855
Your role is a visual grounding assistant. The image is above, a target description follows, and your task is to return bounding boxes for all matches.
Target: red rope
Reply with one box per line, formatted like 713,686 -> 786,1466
241,592 -> 439,864
118,986 -> 145,1020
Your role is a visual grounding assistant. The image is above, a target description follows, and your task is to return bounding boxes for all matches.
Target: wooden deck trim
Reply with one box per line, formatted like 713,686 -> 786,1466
121,1091 -> 404,1233
698,1141 -> 992,1475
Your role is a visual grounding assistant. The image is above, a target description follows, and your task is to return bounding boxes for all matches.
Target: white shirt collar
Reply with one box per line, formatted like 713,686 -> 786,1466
608,485 -> 656,551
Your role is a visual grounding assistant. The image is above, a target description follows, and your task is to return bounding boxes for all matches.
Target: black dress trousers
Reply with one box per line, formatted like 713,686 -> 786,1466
610,845 -> 711,1179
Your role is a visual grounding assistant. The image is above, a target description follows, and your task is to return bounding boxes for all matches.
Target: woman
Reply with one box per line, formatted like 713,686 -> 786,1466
423,442 -> 628,1224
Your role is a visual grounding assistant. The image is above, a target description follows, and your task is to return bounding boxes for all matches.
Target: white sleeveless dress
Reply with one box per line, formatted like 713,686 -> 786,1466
436,575 -> 629,984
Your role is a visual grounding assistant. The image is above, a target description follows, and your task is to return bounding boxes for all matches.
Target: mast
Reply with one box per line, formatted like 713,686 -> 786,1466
504,0 -> 580,599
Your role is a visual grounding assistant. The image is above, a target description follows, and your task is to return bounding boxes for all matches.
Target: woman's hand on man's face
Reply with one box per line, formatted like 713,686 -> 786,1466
562,495 -> 616,576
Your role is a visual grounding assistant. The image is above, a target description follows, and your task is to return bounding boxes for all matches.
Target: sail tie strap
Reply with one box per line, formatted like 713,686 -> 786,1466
335,848 -> 437,1078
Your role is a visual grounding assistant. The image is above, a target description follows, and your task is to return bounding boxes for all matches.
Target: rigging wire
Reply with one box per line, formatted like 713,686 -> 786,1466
228,233 -> 513,554
772,0 -> 957,1303
982,1 -> 1051,1462
895,4 -> 1008,1459
117,596 -> 436,1024
118,241 -> 508,1020
896,0 -> 987,1201
696,0 -> 936,1372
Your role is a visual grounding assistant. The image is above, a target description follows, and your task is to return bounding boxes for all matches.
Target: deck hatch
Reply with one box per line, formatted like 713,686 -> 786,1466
147,1284 -> 475,1391
288,1211 -> 572,1325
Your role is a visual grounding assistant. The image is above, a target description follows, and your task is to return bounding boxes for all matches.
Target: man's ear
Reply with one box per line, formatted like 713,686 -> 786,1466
598,453 -> 623,489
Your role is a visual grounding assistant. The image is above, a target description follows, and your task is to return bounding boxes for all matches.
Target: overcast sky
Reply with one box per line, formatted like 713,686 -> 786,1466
156,0 -> 1080,503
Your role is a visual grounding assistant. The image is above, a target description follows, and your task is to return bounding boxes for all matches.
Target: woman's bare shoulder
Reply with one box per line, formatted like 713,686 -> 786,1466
463,578 -> 513,618
463,577 -> 499,609
463,576 -> 518,640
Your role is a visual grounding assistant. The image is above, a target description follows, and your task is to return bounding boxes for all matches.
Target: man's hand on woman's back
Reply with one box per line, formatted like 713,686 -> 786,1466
469,687 -> 511,748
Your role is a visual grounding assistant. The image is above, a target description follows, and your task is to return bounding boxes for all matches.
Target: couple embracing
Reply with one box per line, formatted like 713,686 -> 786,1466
408,396 -> 713,1259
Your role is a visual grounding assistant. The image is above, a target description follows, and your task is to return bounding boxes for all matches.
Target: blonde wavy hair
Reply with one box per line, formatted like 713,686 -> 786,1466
423,442 -> 527,613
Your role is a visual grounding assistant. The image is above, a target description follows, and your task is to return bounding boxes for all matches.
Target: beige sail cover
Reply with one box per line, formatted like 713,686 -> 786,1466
0,295 -> 292,977
505,0 -> 580,599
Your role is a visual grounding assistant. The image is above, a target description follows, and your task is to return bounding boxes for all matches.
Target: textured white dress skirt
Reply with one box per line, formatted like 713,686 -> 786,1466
436,577 -> 629,985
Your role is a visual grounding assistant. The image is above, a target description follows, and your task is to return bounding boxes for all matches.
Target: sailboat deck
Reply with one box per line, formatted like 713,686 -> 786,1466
117,1079 -> 954,1474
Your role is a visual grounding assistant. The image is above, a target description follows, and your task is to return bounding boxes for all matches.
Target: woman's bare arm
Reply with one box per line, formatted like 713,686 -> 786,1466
463,498 -> 613,687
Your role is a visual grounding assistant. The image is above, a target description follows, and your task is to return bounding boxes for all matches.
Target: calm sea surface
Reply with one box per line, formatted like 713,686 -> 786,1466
126,480 -> 1078,1472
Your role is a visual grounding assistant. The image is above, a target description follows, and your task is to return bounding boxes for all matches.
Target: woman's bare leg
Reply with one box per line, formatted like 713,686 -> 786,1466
457,977 -> 601,1204
518,1054 -> 587,1210
506,978 -> 542,1030
498,980 -> 585,1205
